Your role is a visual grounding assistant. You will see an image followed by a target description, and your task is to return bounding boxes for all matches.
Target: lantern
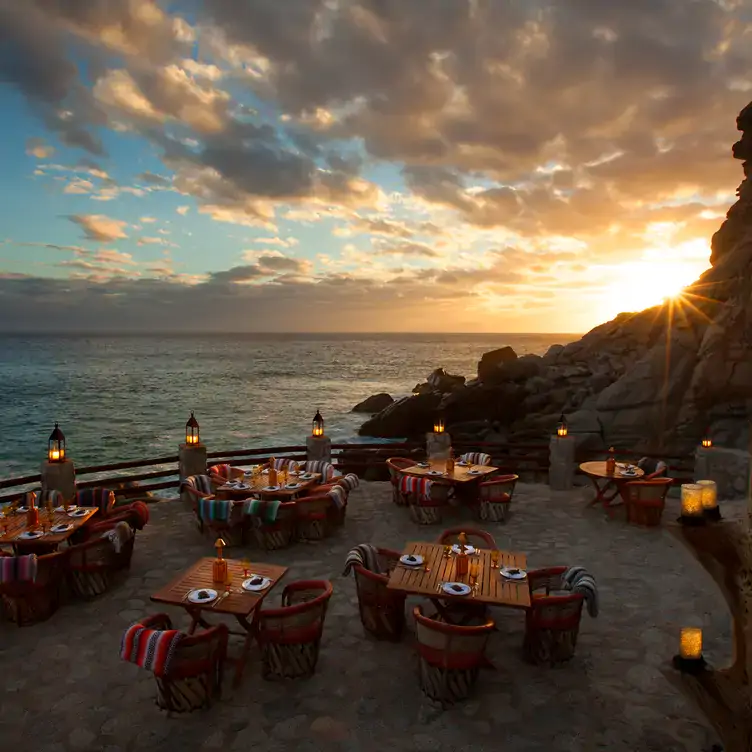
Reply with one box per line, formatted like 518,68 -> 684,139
557,414 -> 568,438
212,537 -> 228,583
701,431 -> 712,448
433,416 -> 445,434
673,627 -> 706,674
697,479 -> 721,520
47,423 -> 66,463
312,409 -> 324,437
679,483 -> 705,525
185,411 -> 200,445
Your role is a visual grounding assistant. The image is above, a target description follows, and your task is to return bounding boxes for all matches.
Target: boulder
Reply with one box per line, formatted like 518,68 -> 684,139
351,393 -> 394,414
477,346 -> 517,382
426,368 -> 466,393
358,393 -> 442,438
485,354 -> 543,384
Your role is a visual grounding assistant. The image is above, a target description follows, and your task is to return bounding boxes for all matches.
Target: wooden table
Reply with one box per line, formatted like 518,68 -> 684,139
387,542 -> 530,619
215,472 -> 322,501
579,461 -> 645,510
150,556 -> 287,686
0,507 -> 98,552
402,464 -> 497,483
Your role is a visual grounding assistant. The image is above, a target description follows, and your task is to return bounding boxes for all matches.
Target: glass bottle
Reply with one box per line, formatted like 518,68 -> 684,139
606,447 -> 616,476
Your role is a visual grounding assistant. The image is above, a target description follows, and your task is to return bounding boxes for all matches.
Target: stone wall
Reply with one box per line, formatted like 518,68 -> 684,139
693,446 -> 750,500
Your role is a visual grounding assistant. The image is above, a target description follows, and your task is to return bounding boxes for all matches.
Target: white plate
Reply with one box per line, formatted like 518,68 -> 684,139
187,588 -> 218,604
242,576 -> 271,592
18,531 -> 43,540
299,472 -> 314,480
442,582 -> 471,596
416,462 -> 430,468
427,470 -> 444,476
456,460 -> 469,467
620,471 -> 637,477
235,483 -> 250,490
451,544 -> 476,555
399,554 -> 424,566
54,505 -> 76,512
285,483 -> 301,490
69,509 -> 88,517
51,523 -> 72,533
16,507 -> 28,514
500,567 -> 527,580
262,485 -> 280,492
468,469 -> 482,475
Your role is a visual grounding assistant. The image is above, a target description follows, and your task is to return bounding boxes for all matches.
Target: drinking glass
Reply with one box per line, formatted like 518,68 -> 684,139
469,558 -> 480,588
241,558 -> 251,579
490,550 -> 500,568
443,545 -> 451,559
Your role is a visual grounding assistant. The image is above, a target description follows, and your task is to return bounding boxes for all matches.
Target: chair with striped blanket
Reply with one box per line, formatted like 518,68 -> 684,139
477,474 -> 518,523
343,544 -> 406,641
399,475 -> 450,525
0,550 -> 68,626
180,475 -> 215,533
460,452 -> 492,467
294,494 -> 333,541
270,457 -> 300,471
303,460 -> 338,482
523,566 -> 598,665
196,498 -> 246,546
413,605 -> 495,707
254,580 -> 333,680
208,464 -> 244,488
122,613 -> 228,713
247,501 -> 297,551
34,490 -> 65,509
67,527 -> 131,600
75,487 -> 116,516
386,458 -> 415,506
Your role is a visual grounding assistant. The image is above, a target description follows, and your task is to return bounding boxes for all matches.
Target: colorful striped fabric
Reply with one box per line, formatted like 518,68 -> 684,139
343,543 -> 383,576
35,490 -> 64,508
460,452 -> 492,466
327,486 -> 347,509
0,554 -> 38,583
335,473 -> 360,491
180,475 -> 213,496
197,498 -> 232,522
120,622 -> 183,677
562,567 -> 599,618
271,458 -> 299,471
398,475 -> 434,500
75,487 -> 116,514
304,460 -> 336,480
101,521 -> 134,554
208,464 -> 236,481
243,498 -> 281,523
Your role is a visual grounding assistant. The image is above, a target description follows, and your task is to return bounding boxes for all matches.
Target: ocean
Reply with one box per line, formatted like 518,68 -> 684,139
0,333 -> 578,479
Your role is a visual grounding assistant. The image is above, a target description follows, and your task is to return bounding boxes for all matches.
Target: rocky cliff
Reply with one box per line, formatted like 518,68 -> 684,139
359,101 -> 752,455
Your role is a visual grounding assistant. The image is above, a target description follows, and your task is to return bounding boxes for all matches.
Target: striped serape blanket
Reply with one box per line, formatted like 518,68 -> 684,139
0,554 -> 38,583
327,485 -> 347,510
460,452 -> 491,466
120,623 -> 183,677
197,498 -> 232,522
562,566 -> 599,617
101,521 -> 134,554
336,473 -> 360,491
398,475 -> 433,501
304,460 -> 336,480
343,543 -> 383,576
243,498 -> 281,523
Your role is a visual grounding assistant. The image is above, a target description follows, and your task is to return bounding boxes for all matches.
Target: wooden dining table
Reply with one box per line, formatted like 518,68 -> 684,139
215,472 -> 322,501
0,506 -> 98,553
579,461 -> 645,510
150,556 -> 287,686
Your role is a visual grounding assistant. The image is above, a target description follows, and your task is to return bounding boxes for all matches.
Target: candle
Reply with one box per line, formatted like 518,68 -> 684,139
680,627 -> 702,660
696,480 -> 717,510
680,484 -> 704,518
50,449 -> 60,461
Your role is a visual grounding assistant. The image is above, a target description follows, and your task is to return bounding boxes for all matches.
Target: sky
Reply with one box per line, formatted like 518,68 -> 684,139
0,0 -> 750,334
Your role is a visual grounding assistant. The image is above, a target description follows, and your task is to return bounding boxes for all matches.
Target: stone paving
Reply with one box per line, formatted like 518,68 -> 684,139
0,481 -> 738,752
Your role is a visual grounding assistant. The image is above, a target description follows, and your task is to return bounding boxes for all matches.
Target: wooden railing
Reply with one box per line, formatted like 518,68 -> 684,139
0,440 -> 694,504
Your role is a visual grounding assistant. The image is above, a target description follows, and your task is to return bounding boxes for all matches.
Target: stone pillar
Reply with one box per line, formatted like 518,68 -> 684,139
306,435 -> 332,463
41,459 -> 76,501
179,442 -> 207,483
694,445 -> 750,501
426,432 -> 452,460
549,435 -> 576,491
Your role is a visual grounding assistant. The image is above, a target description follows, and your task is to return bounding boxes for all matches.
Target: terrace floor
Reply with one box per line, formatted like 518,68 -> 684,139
0,482 -> 737,752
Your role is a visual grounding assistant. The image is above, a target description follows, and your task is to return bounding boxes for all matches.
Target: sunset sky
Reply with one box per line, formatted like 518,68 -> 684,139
0,0 -> 750,333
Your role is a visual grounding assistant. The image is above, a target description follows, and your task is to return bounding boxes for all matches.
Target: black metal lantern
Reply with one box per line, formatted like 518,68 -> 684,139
557,413 -> 568,438
433,415 -> 445,434
185,411 -> 200,445
47,422 -> 66,463
312,409 -> 324,437
701,429 -> 712,449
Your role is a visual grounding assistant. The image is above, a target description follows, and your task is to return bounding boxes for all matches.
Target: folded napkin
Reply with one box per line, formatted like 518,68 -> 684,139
0,554 -> 38,583
120,623 -> 183,677
243,498 -> 280,523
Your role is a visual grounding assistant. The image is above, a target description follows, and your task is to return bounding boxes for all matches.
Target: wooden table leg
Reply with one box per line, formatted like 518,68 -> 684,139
232,614 -> 255,687
184,606 -> 212,634
586,477 -> 621,509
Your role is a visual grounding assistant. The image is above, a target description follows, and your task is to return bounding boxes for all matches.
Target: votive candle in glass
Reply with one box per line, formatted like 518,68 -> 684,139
680,483 -> 704,519
696,480 -> 717,511
680,627 -> 702,660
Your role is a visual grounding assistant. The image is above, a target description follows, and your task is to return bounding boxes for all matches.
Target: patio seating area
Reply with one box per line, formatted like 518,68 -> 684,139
0,479 -> 735,752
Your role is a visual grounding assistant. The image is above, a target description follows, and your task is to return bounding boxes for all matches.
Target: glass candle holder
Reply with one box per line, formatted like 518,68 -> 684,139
696,480 -> 720,520
673,627 -> 706,674
679,484 -> 705,525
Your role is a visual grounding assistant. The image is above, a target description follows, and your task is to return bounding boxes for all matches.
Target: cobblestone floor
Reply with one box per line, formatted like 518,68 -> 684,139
0,482 -> 736,752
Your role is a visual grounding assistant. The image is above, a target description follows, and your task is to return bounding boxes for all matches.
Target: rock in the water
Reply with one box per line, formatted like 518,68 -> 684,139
351,393 -> 394,413
426,368 -> 465,392
358,393 -> 441,438
477,346 -> 517,382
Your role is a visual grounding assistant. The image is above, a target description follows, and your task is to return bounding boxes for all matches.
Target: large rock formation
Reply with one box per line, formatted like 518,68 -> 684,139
358,101 -> 752,454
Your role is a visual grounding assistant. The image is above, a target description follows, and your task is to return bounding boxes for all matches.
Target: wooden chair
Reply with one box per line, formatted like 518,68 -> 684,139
637,457 -> 668,480
295,495 -> 332,541
196,499 -> 247,546
386,458 -> 415,506
179,475 -> 214,533
208,464 -> 245,488
75,487 -> 116,515
254,580 -> 334,680
413,605 -> 495,706
435,527 -> 497,550
524,567 -> 585,665
248,502 -> 297,550
350,547 -> 406,641
477,474 -> 518,523
620,478 -> 673,526
459,452 -> 492,467
0,550 -> 68,626
139,614 -> 228,713
67,530 -> 128,599
407,481 -> 451,525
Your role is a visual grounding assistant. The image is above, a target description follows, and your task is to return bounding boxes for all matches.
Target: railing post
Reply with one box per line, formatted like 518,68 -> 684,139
41,459 -> 76,501
549,435 -> 575,490
426,432 -> 452,461
179,442 -> 207,483
307,435 -> 332,463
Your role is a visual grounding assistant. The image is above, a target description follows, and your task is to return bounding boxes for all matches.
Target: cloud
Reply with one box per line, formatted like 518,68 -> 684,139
373,240 -> 440,258
137,172 -> 170,187
25,138 -> 54,159
176,205 -> 190,216
68,214 -> 128,242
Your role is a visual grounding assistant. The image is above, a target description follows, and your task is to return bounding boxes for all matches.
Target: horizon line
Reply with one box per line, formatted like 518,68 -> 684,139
0,330 -> 583,336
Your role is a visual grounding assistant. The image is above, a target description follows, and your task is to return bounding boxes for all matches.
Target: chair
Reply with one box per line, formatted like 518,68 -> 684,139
413,605 -> 495,706
386,458 -> 414,506
477,474 -> 518,523
348,547 -> 406,641
208,464 -> 244,487
248,501 -> 297,550
295,495 -> 333,541
180,475 -> 215,532
460,452 -> 492,467
82,518 -> 137,571
254,580 -> 333,680
637,457 -> 668,480
135,614 -> 228,713
401,477 -> 451,525
0,550 -> 68,626
303,460 -> 338,483
196,499 -> 247,546
270,457 -> 300,471
75,487 -> 116,516
34,490 -> 65,508
67,529 -> 130,599
435,527 -> 497,550
524,567 -> 585,665
620,478 -> 673,526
